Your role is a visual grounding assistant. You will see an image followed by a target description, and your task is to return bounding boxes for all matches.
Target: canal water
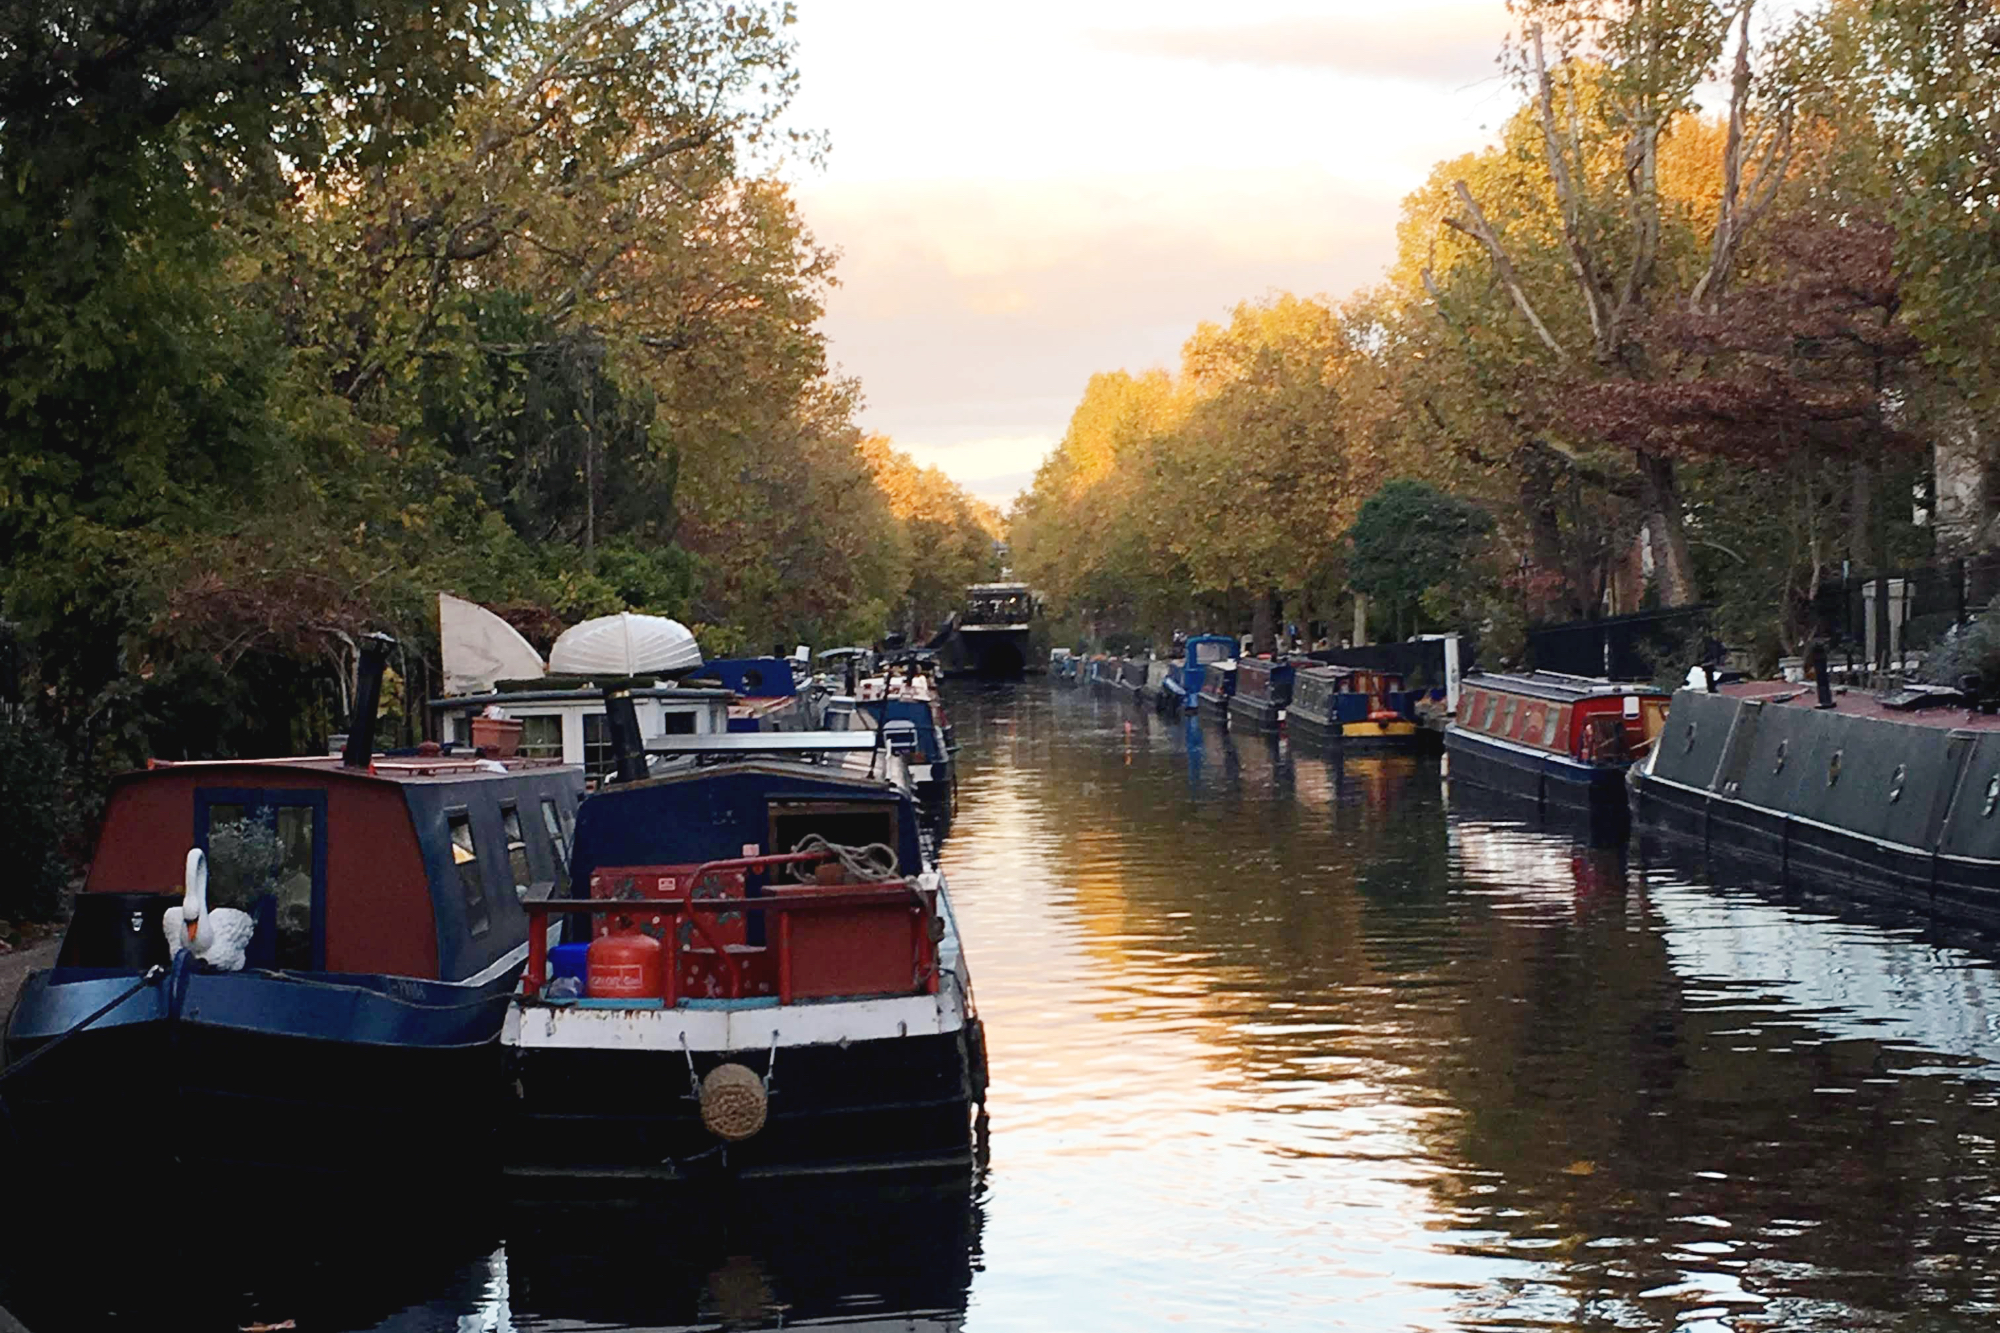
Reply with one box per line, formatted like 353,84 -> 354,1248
11,682 -> 2000,1330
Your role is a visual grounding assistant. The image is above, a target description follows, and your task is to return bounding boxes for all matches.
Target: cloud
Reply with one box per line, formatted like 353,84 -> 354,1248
800,169 -> 1402,504
1092,7 -> 1511,88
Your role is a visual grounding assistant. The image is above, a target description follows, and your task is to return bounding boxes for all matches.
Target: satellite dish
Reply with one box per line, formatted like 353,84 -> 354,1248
549,613 -> 702,676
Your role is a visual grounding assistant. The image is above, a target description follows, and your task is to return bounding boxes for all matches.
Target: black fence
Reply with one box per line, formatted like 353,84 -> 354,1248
1309,640 -> 1458,693
1526,607 -> 1712,682
1810,554 -> 2000,660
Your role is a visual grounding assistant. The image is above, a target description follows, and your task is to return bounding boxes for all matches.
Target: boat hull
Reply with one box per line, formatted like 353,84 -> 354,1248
1444,726 -> 1631,831
2,959 -> 516,1189
1289,711 -> 1422,751
945,627 -> 1030,678
503,1007 -> 985,1188
1227,695 -> 1285,734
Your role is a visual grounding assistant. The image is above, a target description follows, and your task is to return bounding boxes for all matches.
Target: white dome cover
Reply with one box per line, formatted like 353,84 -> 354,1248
438,593 -> 547,695
548,613 -> 702,676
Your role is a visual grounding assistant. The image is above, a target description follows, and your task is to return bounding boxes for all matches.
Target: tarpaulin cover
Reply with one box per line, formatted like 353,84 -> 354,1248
548,613 -> 702,677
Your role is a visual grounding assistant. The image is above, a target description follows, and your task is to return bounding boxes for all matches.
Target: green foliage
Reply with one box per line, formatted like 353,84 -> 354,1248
1345,481 -> 1495,639
0,705 -> 75,921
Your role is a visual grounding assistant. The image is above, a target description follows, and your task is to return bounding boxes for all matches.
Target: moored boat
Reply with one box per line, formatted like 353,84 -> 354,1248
1447,671 -> 1667,828
1227,658 -> 1297,734
1197,658 -> 1236,720
1161,634 -> 1235,715
1289,665 -> 1422,749
2,639 -> 585,1193
1629,678 -> 2000,928
502,726 -> 986,1187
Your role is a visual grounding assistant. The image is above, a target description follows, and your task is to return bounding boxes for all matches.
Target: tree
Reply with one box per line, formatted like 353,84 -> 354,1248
1346,481 -> 1495,640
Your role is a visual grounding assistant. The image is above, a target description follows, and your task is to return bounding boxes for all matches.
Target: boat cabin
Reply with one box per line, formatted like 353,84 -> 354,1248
1198,659 -> 1237,706
431,685 -> 733,783
60,756 -> 583,982
1455,671 -> 1668,765
526,749 -> 938,1007
692,657 -> 811,732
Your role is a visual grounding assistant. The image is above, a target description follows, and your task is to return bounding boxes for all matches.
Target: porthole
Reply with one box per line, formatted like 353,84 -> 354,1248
1888,764 -> 1907,804
1773,739 -> 1788,774
1827,749 -> 1843,786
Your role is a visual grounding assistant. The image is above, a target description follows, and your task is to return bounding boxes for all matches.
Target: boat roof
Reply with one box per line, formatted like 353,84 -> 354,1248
427,685 -> 732,709
1466,670 -> 1669,703
646,732 -> 880,755
968,582 -> 1030,593
136,754 -> 579,787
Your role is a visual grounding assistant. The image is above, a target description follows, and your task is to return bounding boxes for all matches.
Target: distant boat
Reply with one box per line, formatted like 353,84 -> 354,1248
940,583 -> 1036,677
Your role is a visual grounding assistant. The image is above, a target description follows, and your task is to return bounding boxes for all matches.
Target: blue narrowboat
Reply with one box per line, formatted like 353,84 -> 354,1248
1227,658 -> 1297,734
1162,635 -> 1235,714
1197,658 -> 1237,720
2,641 -> 584,1193
1289,665 -> 1422,749
503,729 -> 986,1185
1447,671 -> 1669,827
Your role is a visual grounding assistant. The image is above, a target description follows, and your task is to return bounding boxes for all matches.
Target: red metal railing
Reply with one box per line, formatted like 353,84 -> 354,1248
524,851 -> 939,1006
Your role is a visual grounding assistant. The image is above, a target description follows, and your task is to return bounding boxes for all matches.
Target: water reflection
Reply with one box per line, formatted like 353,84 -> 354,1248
10,683 -> 2000,1330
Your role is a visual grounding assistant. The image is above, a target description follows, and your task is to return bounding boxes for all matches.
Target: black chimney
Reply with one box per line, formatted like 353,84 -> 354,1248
342,633 -> 397,768
602,687 -> 649,784
1812,641 -> 1836,710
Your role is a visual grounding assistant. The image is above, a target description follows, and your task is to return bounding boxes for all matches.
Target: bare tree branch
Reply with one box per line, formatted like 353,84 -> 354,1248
1443,182 -> 1572,363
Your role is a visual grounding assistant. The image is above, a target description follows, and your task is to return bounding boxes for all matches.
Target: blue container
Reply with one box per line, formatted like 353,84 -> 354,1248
549,942 -> 590,984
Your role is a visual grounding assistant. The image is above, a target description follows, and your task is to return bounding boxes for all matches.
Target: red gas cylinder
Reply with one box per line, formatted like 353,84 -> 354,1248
587,932 -> 663,1000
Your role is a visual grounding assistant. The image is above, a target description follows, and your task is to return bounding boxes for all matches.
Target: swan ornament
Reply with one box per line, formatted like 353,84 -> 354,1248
161,848 -> 256,971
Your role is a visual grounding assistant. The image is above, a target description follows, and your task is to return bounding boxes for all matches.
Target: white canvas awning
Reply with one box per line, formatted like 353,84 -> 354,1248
439,593 -> 546,695
548,613 -> 702,677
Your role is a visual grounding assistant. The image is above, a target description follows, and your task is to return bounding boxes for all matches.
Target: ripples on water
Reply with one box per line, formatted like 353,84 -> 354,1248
10,683 -> 2000,1331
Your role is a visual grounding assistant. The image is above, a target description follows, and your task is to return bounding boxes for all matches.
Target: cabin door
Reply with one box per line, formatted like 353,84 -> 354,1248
194,789 -> 329,971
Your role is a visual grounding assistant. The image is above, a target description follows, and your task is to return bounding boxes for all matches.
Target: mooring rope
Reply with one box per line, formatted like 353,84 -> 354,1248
787,833 -> 900,882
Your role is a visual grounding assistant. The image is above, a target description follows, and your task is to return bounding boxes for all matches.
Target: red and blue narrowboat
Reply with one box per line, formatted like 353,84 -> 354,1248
1,639 -> 584,1192
502,724 -> 986,1186
1447,671 -> 1668,827
1289,665 -> 1422,749
1227,658 -> 1297,734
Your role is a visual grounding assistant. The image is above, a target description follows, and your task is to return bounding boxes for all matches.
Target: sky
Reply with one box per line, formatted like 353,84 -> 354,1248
782,1 -> 1527,508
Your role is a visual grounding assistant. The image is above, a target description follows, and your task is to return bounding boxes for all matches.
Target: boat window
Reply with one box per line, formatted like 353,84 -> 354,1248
1500,698 -> 1517,734
517,715 -> 563,760
659,709 -> 698,735
581,713 -> 615,783
539,797 -> 571,893
500,803 -> 533,901
1481,693 -> 1499,730
1195,642 -> 1229,663
201,797 -> 319,971
447,810 -> 491,937
1541,707 -> 1561,747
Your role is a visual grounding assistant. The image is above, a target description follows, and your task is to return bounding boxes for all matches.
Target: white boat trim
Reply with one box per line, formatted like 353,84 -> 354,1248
504,987 -> 968,1053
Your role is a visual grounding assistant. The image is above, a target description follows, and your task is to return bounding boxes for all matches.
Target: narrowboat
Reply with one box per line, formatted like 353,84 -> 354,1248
1197,658 -> 1237,720
1227,658 -> 1297,734
847,664 -> 956,822
502,725 -> 986,1186
1289,665 -> 1422,749
695,656 -> 815,732
2,639 -> 585,1192
1115,655 -> 1151,698
1630,678 -> 2000,929
434,684 -> 734,783
1447,671 -> 1668,826
1049,647 -> 1080,685
1161,635 -> 1235,715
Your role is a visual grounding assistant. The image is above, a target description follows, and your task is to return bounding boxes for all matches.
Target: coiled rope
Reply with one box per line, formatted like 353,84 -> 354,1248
787,834 -> 900,882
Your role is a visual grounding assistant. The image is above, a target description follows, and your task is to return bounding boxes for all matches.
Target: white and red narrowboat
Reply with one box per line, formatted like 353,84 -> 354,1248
1,638 -> 584,1193
502,725 -> 986,1187
1446,671 -> 1669,827
1288,665 -> 1422,749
